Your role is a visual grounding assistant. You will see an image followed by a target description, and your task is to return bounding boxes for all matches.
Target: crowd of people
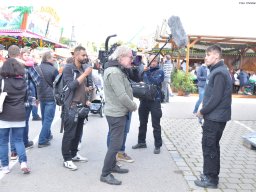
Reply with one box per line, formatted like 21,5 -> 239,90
0,43 -> 234,189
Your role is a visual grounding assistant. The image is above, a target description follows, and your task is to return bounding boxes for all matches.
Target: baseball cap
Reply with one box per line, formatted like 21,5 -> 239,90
0,44 -> 5,50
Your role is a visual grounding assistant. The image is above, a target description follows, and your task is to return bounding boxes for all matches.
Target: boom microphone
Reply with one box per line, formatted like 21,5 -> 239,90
105,34 -> 117,52
168,16 -> 188,48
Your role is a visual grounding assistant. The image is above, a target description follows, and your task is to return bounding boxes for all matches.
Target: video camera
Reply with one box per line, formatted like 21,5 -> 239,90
98,34 -> 143,69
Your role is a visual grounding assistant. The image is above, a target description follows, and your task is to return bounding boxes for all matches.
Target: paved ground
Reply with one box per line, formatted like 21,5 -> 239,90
161,96 -> 256,192
0,99 -> 189,192
0,95 -> 256,192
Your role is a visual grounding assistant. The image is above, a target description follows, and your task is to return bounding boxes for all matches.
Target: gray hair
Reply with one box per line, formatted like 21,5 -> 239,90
8,45 -> 20,58
41,51 -> 54,63
108,46 -> 131,61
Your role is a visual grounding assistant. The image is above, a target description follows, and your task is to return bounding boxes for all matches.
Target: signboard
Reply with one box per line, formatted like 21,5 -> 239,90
0,7 -> 23,30
27,6 -> 61,42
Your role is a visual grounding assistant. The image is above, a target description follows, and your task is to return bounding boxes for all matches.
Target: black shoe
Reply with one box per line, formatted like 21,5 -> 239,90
32,116 -> 42,121
100,174 -> 122,185
194,175 -> 218,189
154,147 -> 160,154
25,141 -> 34,149
132,143 -> 147,149
200,174 -> 219,183
111,165 -> 129,174
38,141 -> 51,148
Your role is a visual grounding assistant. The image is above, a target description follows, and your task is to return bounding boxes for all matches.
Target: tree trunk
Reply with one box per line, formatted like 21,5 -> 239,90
20,13 -> 28,30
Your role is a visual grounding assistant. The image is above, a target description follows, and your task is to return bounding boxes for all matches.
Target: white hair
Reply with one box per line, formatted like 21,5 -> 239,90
108,46 -> 131,61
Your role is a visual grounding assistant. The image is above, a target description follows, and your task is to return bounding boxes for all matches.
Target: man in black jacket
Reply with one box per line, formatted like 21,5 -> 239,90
36,51 -> 58,148
61,46 -> 92,171
194,45 -> 232,189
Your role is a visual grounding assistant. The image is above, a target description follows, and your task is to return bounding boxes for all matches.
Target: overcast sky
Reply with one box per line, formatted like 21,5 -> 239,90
3,0 -> 256,45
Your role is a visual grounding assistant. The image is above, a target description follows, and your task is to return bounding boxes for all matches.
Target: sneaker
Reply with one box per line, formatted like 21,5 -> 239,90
25,141 -> 34,149
194,175 -> 218,189
63,161 -> 77,171
11,152 -> 18,160
72,153 -> 88,162
100,173 -> 122,185
154,147 -> 161,154
38,141 -> 51,148
2,166 -> 10,174
32,116 -> 42,121
20,162 -> 30,174
132,143 -> 147,149
116,152 -> 134,163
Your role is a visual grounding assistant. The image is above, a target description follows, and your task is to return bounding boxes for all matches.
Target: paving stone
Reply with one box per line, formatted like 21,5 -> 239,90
162,118 -> 256,191
239,184 -> 255,190
240,178 -> 255,184
207,189 -> 222,192
226,178 -> 241,184
240,173 -> 255,179
184,175 -> 197,181
178,166 -> 191,171
224,183 -> 241,190
220,189 -> 237,192
227,173 -> 243,179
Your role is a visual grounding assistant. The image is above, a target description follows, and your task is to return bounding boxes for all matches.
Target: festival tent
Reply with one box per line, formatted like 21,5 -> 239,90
0,6 -> 68,49
153,20 -> 256,71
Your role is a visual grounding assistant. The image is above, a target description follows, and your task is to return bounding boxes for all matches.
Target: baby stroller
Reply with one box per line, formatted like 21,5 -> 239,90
90,85 -> 105,117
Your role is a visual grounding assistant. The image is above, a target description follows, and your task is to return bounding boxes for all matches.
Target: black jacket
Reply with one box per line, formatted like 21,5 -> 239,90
0,77 -> 26,121
62,63 -> 90,108
36,62 -> 58,102
200,60 -> 232,122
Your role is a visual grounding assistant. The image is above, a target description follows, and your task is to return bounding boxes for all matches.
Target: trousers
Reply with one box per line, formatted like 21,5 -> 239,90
138,100 -> 162,148
202,119 -> 226,179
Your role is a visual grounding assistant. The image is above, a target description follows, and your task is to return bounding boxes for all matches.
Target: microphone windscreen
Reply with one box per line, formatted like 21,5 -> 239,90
168,16 -> 188,48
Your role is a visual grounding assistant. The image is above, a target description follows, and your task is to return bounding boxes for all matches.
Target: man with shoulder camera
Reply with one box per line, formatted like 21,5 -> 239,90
61,46 -> 93,171
132,54 -> 164,154
100,46 -> 137,185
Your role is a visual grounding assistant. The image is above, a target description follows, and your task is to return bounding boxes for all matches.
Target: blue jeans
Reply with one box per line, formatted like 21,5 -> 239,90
107,112 -> 132,152
38,101 -> 56,144
162,79 -> 170,102
32,105 -> 40,119
10,106 -> 32,152
0,127 -> 27,167
30,82 -> 40,119
193,87 -> 205,113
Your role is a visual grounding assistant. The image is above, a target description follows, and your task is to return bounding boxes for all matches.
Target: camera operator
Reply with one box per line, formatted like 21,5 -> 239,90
132,54 -> 164,154
61,46 -> 93,171
100,46 -> 137,185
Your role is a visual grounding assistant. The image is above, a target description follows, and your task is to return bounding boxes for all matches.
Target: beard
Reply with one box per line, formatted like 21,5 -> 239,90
79,58 -> 89,64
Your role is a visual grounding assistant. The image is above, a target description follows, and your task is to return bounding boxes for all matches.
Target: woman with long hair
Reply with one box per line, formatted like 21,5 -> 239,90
0,58 -> 30,174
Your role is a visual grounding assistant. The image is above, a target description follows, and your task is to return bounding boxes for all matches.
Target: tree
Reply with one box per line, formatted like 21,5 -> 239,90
59,37 -> 70,45
8,6 -> 33,30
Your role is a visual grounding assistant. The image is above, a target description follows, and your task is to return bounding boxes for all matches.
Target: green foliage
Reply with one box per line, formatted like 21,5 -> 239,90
171,69 -> 196,93
59,37 -> 70,45
8,6 -> 33,16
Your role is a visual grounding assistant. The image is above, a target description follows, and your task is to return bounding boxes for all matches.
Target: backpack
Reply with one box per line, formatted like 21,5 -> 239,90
53,73 -> 69,106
